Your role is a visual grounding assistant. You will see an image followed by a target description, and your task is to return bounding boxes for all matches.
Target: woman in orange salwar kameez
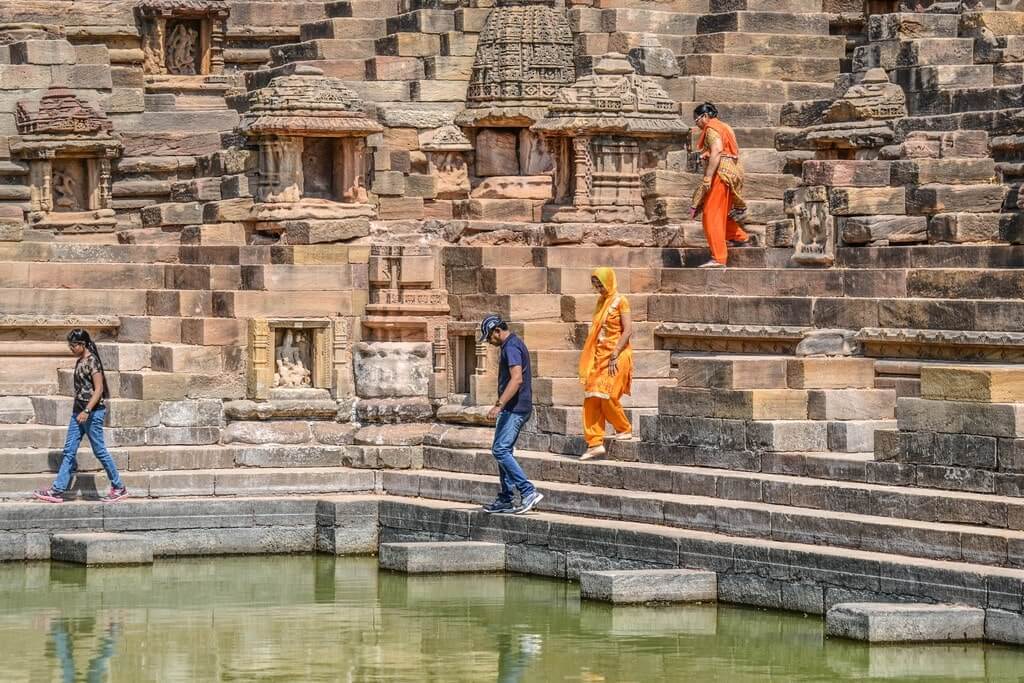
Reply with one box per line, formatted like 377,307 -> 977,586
690,102 -> 749,268
578,268 -> 634,461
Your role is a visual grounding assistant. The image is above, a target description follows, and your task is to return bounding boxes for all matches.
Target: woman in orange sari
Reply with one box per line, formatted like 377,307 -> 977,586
578,267 -> 633,461
690,102 -> 749,268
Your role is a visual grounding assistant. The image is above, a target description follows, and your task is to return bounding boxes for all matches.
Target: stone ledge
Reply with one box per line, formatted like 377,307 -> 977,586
51,532 -> 153,566
580,568 -> 717,604
379,540 -> 505,573
825,602 -> 985,643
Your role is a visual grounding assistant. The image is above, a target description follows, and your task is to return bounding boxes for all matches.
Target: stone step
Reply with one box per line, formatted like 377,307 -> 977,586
680,54 -> 839,83
326,0 -> 402,17
453,293 -> 563,323
0,396 -> 35,424
531,350 -> 672,378
600,8 -> 699,34
387,9 -> 457,35
708,0 -> 822,12
580,568 -> 717,603
386,467 -> 1024,569
384,496 -> 1024,634
523,406 -> 657,438
826,602 -> 984,643
379,540 -> 506,573
266,38 -> 378,66
426,445 -> 1024,533
150,343 -> 225,373
682,75 -> 833,104
0,425 -> 68,450
51,532 -> 154,566
0,288 -> 148,316
0,466 -> 379,500
673,354 -> 790,390
696,11 -> 830,36
646,293 -> 1024,333
300,17 -> 388,41
534,377 -> 675,408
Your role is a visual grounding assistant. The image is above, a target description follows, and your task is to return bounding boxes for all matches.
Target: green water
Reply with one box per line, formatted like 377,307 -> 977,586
0,556 -> 1022,682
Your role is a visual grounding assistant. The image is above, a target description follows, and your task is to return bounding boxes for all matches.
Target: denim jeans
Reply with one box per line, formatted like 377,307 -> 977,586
491,410 -> 535,504
52,408 -> 123,493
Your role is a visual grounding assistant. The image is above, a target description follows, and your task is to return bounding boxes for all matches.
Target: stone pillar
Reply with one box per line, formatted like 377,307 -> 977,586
333,317 -> 355,399
28,158 -> 53,213
475,340 -> 488,375
248,319 -> 273,400
337,137 -> 367,203
572,135 -> 592,208
257,136 -> 303,203
96,158 -> 113,210
210,16 -> 226,74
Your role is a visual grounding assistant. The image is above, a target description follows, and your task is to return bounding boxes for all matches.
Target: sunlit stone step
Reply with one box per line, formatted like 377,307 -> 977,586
50,532 -> 154,566
826,602 -> 984,643
580,568 -> 717,604
379,541 -> 506,573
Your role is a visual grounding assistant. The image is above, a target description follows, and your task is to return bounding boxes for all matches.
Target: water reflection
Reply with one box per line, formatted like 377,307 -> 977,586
49,616 -> 120,683
0,556 -> 1019,681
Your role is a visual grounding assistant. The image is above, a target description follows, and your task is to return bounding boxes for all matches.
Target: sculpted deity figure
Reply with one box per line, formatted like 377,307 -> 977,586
52,170 -> 79,210
273,330 -> 312,388
166,23 -> 197,75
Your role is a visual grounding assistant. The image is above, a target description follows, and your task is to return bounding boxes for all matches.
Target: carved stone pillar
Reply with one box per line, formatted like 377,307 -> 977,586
97,158 -> 113,210
210,16 -> 226,74
333,317 -> 355,398
257,136 -> 303,203
572,135 -> 592,208
475,340 -> 488,375
248,319 -> 273,400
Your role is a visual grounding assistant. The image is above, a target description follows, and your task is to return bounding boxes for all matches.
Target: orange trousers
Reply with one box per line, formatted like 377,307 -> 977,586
584,396 -> 631,447
701,173 -> 748,265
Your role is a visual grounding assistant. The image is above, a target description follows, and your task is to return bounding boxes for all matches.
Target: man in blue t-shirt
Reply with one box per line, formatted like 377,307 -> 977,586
480,314 -> 543,515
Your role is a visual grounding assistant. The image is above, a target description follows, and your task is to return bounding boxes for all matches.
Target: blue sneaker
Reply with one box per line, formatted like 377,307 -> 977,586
514,491 -> 543,515
482,499 -> 515,514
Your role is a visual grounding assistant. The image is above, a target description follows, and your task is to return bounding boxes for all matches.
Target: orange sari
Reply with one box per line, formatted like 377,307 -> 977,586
692,118 -> 748,265
579,268 -> 632,447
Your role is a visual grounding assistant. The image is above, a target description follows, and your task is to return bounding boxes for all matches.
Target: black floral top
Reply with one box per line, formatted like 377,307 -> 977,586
73,354 -> 106,413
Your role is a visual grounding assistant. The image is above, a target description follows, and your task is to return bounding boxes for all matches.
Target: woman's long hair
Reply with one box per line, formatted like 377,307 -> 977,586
67,329 -> 110,400
693,102 -> 719,119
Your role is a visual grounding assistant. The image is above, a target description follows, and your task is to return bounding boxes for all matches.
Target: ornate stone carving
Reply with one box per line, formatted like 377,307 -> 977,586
422,126 -> 473,199
273,329 -> 313,388
239,67 -> 381,236
823,68 -> 907,124
364,245 -> 450,343
532,53 -> 688,223
11,87 -> 120,232
136,0 -> 229,76
786,185 -> 835,266
778,69 -> 907,156
248,318 -> 342,400
457,0 -> 575,127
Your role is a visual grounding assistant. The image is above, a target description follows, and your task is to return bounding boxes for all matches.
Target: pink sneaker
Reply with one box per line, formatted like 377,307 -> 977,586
101,487 -> 128,504
32,488 -> 64,504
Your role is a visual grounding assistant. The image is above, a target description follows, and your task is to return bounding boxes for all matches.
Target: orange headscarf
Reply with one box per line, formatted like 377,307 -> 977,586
578,268 -> 631,391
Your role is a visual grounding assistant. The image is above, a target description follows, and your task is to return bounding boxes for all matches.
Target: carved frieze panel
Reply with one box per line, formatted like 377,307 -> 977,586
786,186 -> 835,266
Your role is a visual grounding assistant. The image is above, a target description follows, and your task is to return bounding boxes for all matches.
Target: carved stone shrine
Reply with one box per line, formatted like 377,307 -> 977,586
136,0 -> 229,77
239,65 -> 381,243
11,86 -> 121,233
532,53 -> 688,223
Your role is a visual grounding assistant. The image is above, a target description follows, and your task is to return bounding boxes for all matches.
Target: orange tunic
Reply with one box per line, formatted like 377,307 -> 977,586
692,119 -> 748,265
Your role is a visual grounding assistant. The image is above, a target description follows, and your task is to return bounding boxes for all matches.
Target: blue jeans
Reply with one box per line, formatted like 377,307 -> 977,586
53,408 -> 123,493
491,410 -> 535,504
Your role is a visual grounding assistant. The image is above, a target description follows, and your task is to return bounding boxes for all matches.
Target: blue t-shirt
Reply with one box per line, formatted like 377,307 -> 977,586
498,333 -> 532,414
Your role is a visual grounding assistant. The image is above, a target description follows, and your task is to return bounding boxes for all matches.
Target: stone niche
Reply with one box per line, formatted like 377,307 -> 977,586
532,53 -> 689,223
136,0 -> 229,77
11,87 -> 121,233
239,66 -> 382,243
248,318 -> 353,400
421,126 -> 473,199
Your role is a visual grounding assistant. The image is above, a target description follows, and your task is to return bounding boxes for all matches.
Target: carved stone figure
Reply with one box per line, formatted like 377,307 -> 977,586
273,329 -> 313,388
786,186 -> 835,266
531,53 -> 689,223
422,126 -> 473,199
51,170 -> 79,210
136,0 -> 230,76
166,22 -> 198,75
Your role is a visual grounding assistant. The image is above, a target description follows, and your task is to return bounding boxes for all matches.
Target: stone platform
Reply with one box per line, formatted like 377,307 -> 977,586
50,532 -> 154,566
580,568 -> 717,604
826,602 -> 985,643
379,540 -> 505,573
